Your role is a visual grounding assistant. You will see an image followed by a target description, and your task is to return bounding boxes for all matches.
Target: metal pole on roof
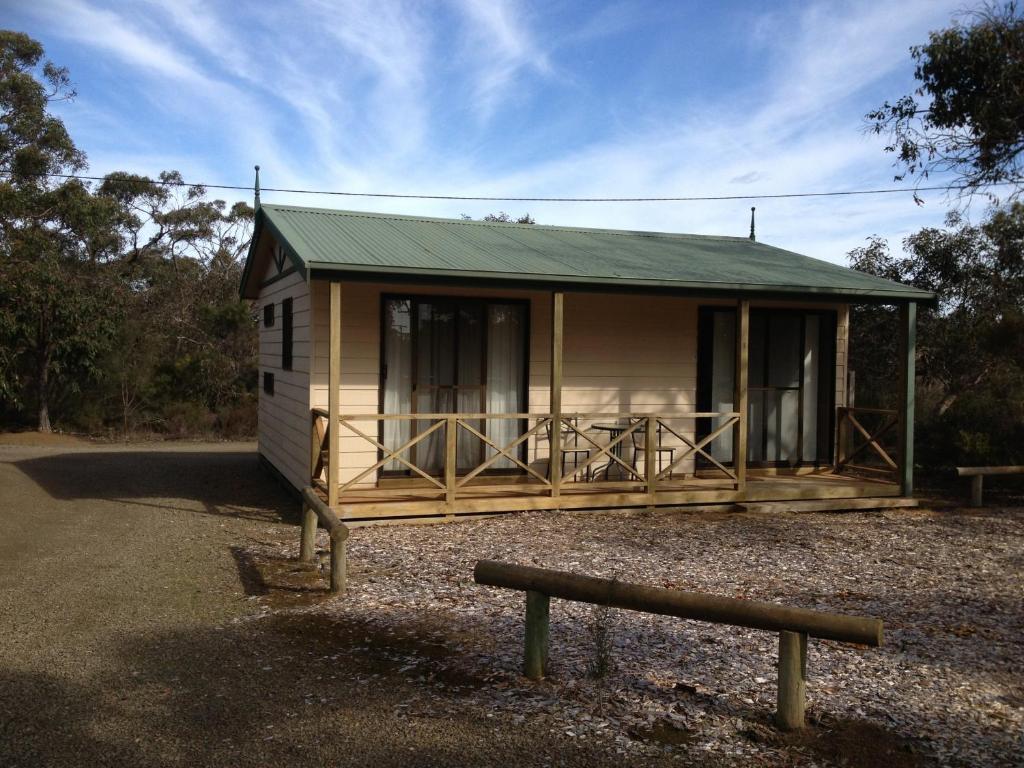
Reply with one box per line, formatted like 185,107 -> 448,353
749,206 -> 756,241
254,165 -> 261,210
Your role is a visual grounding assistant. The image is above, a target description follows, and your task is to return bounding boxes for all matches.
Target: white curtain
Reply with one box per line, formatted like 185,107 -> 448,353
382,299 -> 412,471
486,304 -> 525,469
709,311 -> 736,461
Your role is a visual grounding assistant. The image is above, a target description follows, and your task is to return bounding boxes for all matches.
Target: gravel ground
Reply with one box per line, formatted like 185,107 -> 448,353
0,441 -> 679,768
244,503 -> 1024,767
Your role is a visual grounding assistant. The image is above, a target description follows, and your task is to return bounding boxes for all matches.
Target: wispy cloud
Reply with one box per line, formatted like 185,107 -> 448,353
11,0 -> 967,263
450,0 -> 552,120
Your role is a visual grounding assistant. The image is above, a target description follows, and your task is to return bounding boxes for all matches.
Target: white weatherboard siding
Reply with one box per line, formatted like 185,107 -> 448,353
257,260 -> 311,492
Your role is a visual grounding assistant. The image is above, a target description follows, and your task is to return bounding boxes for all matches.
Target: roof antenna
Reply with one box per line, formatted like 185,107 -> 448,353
254,164 -> 261,210
749,206 -> 756,241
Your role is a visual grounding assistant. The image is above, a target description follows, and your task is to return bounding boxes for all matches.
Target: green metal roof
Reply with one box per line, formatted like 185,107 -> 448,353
241,204 -> 935,303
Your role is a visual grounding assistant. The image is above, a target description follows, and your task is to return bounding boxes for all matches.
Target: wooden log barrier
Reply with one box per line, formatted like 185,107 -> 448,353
300,487 -> 349,594
473,560 -> 883,730
956,465 -> 1024,507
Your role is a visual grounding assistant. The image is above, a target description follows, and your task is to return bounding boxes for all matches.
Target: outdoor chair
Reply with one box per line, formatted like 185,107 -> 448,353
629,416 -> 676,479
546,417 -> 593,481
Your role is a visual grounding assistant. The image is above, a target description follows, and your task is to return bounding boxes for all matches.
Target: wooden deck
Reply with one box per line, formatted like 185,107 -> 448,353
314,471 -> 899,523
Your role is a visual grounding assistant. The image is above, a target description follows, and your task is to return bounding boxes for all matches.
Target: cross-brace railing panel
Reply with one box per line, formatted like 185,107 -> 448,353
314,409 -> 746,504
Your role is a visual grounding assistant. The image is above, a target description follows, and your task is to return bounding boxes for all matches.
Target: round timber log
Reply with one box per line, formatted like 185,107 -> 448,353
474,560 -> 882,647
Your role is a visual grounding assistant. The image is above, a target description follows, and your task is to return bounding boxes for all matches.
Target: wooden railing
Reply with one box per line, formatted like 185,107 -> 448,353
311,409 -> 742,500
474,559 -> 882,731
836,406 -> 899,479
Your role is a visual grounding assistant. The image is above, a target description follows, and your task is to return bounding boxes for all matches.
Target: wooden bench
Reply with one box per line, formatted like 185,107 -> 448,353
956,466 -> 1024,507
474,560 -> 882,731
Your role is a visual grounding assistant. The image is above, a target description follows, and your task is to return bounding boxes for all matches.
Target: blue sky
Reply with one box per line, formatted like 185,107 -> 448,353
6,0 -> 969,263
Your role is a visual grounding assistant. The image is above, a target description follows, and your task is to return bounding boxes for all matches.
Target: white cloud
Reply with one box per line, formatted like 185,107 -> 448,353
16,0 -> 970,264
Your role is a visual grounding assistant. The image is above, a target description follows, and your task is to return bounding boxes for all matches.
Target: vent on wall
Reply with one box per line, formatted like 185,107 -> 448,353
264,303 -> 274,327
263,371 -> 275,395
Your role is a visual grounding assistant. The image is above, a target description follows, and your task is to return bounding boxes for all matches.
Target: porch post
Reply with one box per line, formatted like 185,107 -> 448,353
550,291 -> 564,498
733,299 -> 749,493
897,301 -> 916,497
328,282 -> 342,508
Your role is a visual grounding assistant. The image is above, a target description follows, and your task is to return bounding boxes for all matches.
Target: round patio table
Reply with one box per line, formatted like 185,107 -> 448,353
590,421 -> 641,480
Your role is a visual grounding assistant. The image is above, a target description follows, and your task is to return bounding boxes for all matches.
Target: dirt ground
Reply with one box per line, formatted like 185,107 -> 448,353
0,441 -> 681,768
2,440 -> 1021,767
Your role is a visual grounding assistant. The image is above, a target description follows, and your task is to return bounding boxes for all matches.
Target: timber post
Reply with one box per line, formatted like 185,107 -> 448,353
445,415 -> 457,514
645,414 -> 657,496
328,282 -> 342,508
776,630 -> 808,730
329,524 -> 348,593
301,487 -> 349,594
550,292 -> 564,499
299,504 -> 317,563
524,590 -> 550,680
972,475 -> 984,507
897,302 -> 916,497
733,299 -> 750,492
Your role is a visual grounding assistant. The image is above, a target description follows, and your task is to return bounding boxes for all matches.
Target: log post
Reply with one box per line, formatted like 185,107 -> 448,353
329,525 -> 348,594
897,302 -> 916,497
733,300 -> 750,492
328,282 -> 342,508
971,475 -> 984,507
776,630 -> 807,730
524,590 -> 550,680
645,414 -> 657,496
299,504 -> 317,563
550,292 -> 564,499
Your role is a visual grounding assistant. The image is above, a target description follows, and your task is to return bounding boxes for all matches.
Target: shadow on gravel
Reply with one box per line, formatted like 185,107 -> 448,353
0,613 -> 629,768
14,450 -> 295,523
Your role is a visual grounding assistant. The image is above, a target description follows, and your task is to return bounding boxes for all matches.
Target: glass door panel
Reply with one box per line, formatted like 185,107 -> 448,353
381,295 -> 527,478
701,307 -> 835,468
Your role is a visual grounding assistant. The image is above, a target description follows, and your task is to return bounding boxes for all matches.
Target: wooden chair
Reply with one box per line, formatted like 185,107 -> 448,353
629,417 -> 676,479
547,417 -> 593,481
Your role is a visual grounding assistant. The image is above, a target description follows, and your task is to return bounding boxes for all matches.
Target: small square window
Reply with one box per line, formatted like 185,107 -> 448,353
263,371 -> 275,395
263,303 -> 275,327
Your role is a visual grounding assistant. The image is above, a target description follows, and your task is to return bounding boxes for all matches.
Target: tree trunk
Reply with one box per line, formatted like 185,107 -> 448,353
37,356 -> 51,432
37,315 -> 52,433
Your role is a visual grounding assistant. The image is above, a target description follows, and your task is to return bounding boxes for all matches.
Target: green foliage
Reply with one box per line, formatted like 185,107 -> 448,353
0,31 -> 257,437
867,2 -> 1024,200
849,204 -> 1024,469
461,211 -> 536,224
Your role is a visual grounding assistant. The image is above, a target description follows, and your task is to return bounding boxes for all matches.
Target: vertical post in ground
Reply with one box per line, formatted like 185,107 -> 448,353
524,590 -> 550,680
898,301 -> 917,497
299,504 -> 317,563
971,475 -> 984,507
329,526 -> 348,594
550,292 -> 564,499
444,415 -> 457,516
328,282 -> 342,508
733,299 -> 750,493
645,414 -> 658,498
776,630 -> 807,730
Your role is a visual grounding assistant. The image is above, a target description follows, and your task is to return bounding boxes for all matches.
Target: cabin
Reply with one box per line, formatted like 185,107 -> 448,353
239,204 -> 934,523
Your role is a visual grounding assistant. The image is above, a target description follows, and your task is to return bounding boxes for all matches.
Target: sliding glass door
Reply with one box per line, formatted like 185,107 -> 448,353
381,296 -> 527,476
698,307 -> 835,467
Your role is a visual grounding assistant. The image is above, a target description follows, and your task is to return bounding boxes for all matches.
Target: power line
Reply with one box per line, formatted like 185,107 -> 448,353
0,169 -> 1003,203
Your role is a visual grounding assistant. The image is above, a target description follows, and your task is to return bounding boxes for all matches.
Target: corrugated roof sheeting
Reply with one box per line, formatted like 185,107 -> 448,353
250,204 -> 935,301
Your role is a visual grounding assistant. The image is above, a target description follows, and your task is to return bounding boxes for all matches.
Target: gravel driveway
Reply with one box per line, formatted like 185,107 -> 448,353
0,440 -> 673,768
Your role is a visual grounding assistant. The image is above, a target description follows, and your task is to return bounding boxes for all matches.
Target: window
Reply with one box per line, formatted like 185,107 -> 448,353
381,295 -> 528,475
263,371 -> 275,395
281,297 -> 293,371
263,303 -> 274,327
697,307 -> 836,467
